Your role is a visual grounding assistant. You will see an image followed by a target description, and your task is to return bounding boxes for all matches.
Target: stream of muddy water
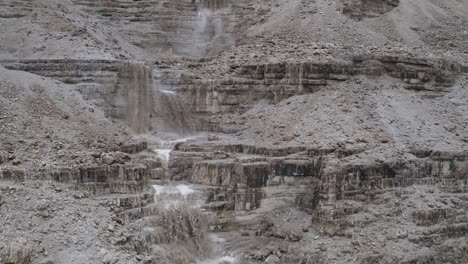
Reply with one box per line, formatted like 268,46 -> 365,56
144,1 -> 239,261
150,135 -> 239,264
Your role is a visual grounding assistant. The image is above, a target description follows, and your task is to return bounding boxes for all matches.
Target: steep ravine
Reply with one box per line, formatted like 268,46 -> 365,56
0,0 -> 467,264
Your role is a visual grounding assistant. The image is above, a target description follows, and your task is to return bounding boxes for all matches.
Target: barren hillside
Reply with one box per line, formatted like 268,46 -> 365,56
0,0 -> 467,264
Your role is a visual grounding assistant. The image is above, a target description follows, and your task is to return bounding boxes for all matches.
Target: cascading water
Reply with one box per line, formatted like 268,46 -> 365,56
147,132 -> 239,263
148,182 -> 238,264
153,136 -> 192,167
135,1 -> 238,263
176,0 -> 233,57
158,90 -> 195,134
152,69 -> 196,134
119,62 -> 153,134
199,0 -> 229,10
138,195 -> 210,264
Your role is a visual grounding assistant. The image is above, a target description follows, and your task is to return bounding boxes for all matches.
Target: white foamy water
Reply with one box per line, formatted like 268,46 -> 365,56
153,184 -> 195,197
154,136 -> 197,164
166,136 -> 192,145
152,183 -> 198,208
208,233 -> 226,243
176,184 -> 195,198
155,148 -> 172,162
152,184 -> 165,195
161,90 -> 176,95
203,234 -> 236,264
200,256 -> 237,264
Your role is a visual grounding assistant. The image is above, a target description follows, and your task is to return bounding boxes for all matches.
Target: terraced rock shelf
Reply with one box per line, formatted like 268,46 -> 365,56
0,0 -> 467,264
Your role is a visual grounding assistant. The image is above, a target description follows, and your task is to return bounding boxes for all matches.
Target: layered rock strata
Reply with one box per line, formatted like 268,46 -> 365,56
71,0 -> 236,57
0,59 -> 156,131
339,0 -> 400,20
162,55 -> 462,118
168,140 -> 468,244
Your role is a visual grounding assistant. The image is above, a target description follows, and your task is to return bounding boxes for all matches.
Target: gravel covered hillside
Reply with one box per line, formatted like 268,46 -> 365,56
0,0 -> 467,264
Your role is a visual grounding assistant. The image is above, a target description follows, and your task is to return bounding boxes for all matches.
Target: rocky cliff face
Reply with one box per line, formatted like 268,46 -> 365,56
339,0 -> 400,20
1,0 -> 468,264
173,56 -> 462,116
70,0 -> 236,58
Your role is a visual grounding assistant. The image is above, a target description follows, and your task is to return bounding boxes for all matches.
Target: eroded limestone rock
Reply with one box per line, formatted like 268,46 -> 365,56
0,238 -> 32,264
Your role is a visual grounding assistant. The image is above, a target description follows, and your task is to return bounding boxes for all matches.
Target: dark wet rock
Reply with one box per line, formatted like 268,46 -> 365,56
254,247 -> 272,261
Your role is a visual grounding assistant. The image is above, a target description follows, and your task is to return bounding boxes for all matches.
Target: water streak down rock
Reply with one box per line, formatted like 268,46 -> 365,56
119,62 -> 153,134
176,0 -> 234,57
158,91 -> 195,134
200,0 -> 229,10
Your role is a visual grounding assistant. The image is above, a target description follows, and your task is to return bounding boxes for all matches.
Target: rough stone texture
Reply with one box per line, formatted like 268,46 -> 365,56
1,0 -> 468,263
0,60 -> 144,121
70,0 -> 236,58
339,0 -> 400,20
171,56 -> 462,118
0,238 -> 32,264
